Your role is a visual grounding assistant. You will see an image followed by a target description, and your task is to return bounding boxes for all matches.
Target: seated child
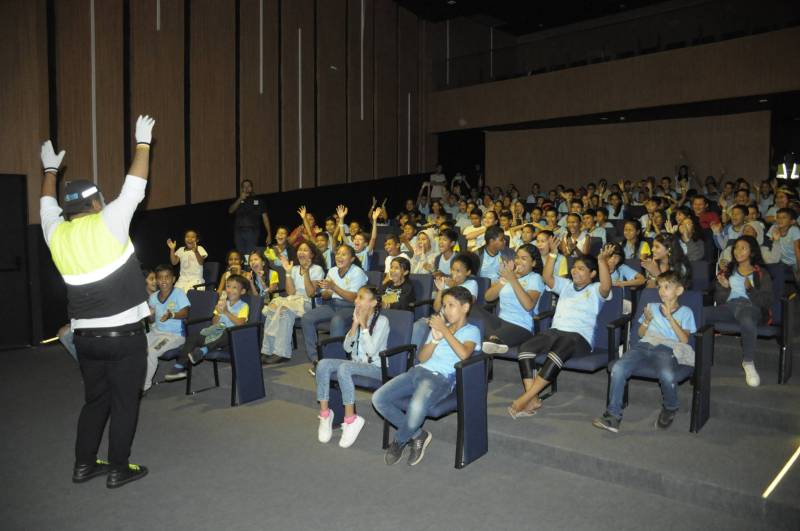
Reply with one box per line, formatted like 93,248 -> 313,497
379,257 -> 416,311
144,264 -> 190,391
168,229 -> 208,291
261,242 -> 326,364
593,271 -> 696,432
245,250 -> 279,298
509,242 -> 613,418
316,286 -> 390,448
217,250 -> 244,294
164,274 -> 249,381
372,286 -> 481,467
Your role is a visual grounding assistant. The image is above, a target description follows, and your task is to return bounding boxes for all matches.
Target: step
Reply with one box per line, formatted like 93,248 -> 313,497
228,359 -> 800,530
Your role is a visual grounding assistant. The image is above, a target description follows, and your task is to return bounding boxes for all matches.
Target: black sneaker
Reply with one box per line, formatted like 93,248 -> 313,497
106,463 -> 148,489
656,407 -> 677,429
407,430 -> 432,466
164,367 -> 187,382
72,459 -> 110,483
592,412 -> 621,433
384,440 -> 407,465
188,347 -> 205,365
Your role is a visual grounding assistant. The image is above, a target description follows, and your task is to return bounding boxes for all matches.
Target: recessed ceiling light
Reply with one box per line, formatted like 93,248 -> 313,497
447,0 -> 456,5
538,23 -> 544,28
759,98 -> 768,103
600,117 -> 608,121
619,116 -> 626,121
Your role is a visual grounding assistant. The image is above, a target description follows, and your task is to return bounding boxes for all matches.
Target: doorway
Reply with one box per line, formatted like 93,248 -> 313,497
0,174 -> 32,348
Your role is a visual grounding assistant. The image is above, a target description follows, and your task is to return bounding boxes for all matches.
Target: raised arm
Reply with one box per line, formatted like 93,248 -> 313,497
40,141 -> 65,199
368,208 -> 380,253
542,236 -> 558,289
129,115 -> 155,180
597,244 -> 613,299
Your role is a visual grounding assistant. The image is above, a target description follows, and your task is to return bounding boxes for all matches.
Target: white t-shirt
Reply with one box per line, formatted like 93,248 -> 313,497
290,264 -> 325,298
429,173 -> 447,199
326,265 -> 368,300
385,253 -> 410,274
175,246 -> 208,281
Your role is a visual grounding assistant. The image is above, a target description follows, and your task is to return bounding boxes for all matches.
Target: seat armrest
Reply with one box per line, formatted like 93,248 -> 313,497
454,352 -> 490,370
606,314 -> 633,362
191,282 -> 218,290
408,299 -> 434,309
186,316 -> 213,327
379,344 -> 417,382
533,309 -> 555,321
317,335 -> 349,361
781,294 -> 795,345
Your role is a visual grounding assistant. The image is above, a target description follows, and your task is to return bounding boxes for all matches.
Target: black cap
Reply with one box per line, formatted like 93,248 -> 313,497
63,180 -> 103,216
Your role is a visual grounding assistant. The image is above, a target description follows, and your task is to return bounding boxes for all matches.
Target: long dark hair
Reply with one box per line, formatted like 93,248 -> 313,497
297,240 -> 326,270
623,219 -> 644,255
724,235 -> 765,278
360,285 -> 382,335
653,233 -> 691,288
516,243 -> 543,274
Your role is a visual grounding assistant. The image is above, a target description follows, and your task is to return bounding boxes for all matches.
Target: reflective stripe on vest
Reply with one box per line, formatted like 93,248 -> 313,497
49,213 -> 133,285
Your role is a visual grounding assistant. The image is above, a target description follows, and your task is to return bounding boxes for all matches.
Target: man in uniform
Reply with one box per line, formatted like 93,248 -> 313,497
40,115 -> 155,488
228,178 -> 272,257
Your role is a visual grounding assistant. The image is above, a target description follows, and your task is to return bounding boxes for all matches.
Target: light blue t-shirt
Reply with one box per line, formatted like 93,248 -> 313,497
727,270 -> 753,302
436,252 -> 455,276
460,279 -> 479,300
291,264 -> 325,298
479,249 -> 503,281
355,249 -> 370,271
498,272 -> 545,330
611,264 -> 639,282
216,298 -> 249,328
148,288 -> 191,336
326,264 -> 368,300
589,226 -> 607,244
550,276 -> 612,348
770,225 -> 800,266
639,303 -> 696,341
421,323 -> 482,377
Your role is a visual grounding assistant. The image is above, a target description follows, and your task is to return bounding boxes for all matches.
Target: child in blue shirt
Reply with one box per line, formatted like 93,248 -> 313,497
594,271 -> 697,432
509,241 -> 613,418
144,264 -> 191,391
372,286 -> 481,467
165,274 -> 250,381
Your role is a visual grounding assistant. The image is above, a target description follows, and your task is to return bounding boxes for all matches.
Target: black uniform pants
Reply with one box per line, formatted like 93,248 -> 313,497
73,328 -> 146,468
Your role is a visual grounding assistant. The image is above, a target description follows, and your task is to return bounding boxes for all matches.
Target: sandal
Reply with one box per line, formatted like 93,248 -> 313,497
508,406 -> 537,419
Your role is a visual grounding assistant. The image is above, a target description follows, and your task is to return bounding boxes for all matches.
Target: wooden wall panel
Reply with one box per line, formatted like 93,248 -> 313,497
94,0 -> 124,196
373,0 -> 397,179
316,0 -> 347,186
346,0 -> 374,182
130,0 -> 185,209
240,0 -> 280,194
190,0 -> 236,203
54,0 -> 92,183
0,0 -> 49,224
485,111 -> 772,192
397,7 -> 419,175
429,27 -> 800,133
280,0 -> 315,191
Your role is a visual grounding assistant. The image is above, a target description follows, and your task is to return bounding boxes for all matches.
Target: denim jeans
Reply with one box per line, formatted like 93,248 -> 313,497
371,366 -> 453,444
411,318 -> 431,353
300,300 -> 354,361
607,341 -> 679,419
315,358 -> 382,405
704,298 -> 762,362
262,302 -> 311,359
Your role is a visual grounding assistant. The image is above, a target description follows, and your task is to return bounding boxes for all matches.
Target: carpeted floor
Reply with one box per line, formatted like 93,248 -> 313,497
1,344 -> 794,531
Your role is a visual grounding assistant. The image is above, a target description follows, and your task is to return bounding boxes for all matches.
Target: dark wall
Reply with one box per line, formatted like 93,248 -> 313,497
35,173 -> 428,337
437,129 -> 484,179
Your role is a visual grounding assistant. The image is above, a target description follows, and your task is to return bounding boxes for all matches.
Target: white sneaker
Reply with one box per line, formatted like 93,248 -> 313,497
318,412 -> 334,443
338,416 -> 365,448
482,341 -> 509,355
742,362 -> 760,387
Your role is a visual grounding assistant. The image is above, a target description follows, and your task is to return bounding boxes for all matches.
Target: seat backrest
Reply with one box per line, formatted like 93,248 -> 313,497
370,250 -> 387,272
589,237 -> 604,257
473,276 -> 491,306
631,288 -> 702,349
187,290 -> 218,320
366,270 -> 383,288
764,263 -> 785,325
592,286 -> 624,351
623,258 -> 642,272
243,295 -> 264,324
690,260 -> 709,292
605,227 -> 618,242
203,261 -> 220,284
273,265 -> 287,292
382,309 -> 415,377
409,274 -> 434,320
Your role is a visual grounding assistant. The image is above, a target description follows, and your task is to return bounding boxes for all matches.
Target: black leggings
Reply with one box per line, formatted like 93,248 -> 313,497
176,332 -> 230,366
471,306 -> 533,347
517,328 -> 590,380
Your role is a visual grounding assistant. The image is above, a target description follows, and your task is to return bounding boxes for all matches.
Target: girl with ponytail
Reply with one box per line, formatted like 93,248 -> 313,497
315,285 -> 390,448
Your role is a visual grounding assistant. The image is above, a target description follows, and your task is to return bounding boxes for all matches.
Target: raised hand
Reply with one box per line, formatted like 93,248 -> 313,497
166,239 -> 177,250
336,204 -> 348,220
40,140 -> 66,173
665,217 -> 675,234
598,243 -> 615,261
499,259 -> 516,281
279,254 -> 293,271
429,315 -> 448,339
710,221 -> 722,234
434,276 -> 446,291
135,115 -> 156,145
297,205 -> 307,219
547,235 -> 559,254
641,256 -> 659,277
643,305 -> 653,323
372,207 -> 381,222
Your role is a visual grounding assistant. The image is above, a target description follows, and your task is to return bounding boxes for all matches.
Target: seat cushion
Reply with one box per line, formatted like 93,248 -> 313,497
158,348 -> 181,361
629,363 -> 694,384
397,393 -> 458,418
331,373 -> 382,391
533,352 -> 609,372
712,322 -> 779,338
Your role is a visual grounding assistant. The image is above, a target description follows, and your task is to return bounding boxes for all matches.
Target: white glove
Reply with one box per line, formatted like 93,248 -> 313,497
40,140 -> 66,173
135,115 -> 156,145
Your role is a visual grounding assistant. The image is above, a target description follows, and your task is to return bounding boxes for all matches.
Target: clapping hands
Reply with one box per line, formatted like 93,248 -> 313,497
428,314 -> 448,341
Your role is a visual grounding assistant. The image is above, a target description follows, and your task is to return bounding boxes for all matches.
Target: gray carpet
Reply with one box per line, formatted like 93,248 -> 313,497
0,344 -> 794,531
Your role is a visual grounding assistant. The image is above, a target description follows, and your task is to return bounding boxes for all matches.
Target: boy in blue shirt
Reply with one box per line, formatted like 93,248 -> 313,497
144,264 -> 191,391
594,271 -> 696,432
165,274 -> 250,381
372,286 -> 481,467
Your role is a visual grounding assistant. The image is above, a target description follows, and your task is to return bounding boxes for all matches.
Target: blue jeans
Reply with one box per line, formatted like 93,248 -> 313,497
371,366 -> 453,444
315,359 -> 382,405
607,341 -> 679,419
704,298 -> 761,362
411,318 -> 431,354
300,300 -> 354,361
